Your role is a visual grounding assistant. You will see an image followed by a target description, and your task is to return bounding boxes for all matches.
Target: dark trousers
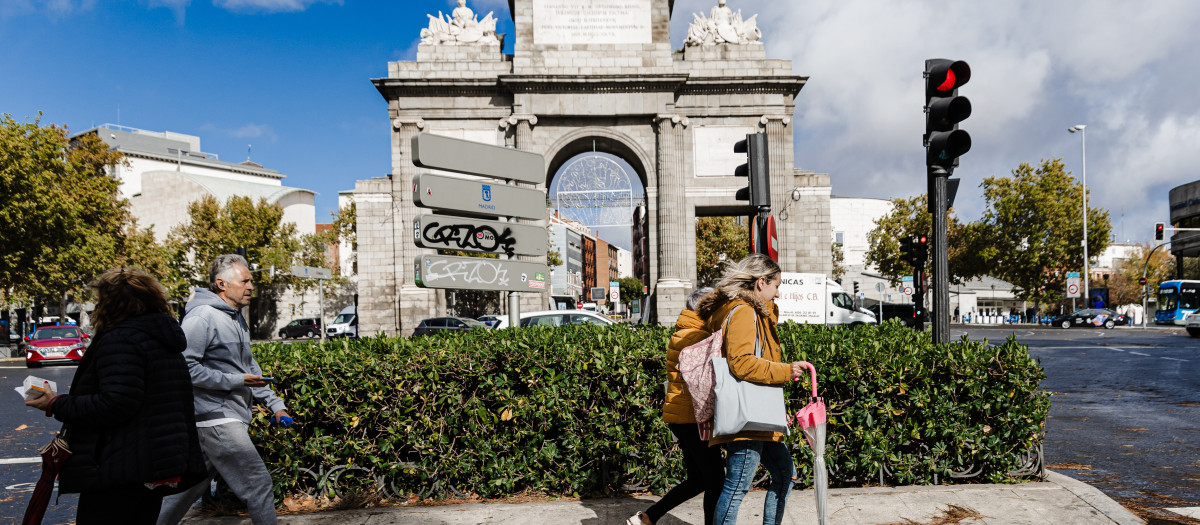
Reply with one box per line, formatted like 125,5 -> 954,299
645,423 -> 725,525
77,485 -> 163,524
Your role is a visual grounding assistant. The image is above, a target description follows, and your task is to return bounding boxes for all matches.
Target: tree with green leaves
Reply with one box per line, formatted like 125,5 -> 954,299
0,114 -> 130,320
695,216 -> 748,286
617,276 -> 643,312
979,158 -> 1111,304
831,242 -> 846,280
1107,243 -> 1173,306
863,195 -> 981,286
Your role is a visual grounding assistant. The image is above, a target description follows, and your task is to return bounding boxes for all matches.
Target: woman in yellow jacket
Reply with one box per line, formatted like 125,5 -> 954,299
627,287 -> 724,525
696,254 -> 806,525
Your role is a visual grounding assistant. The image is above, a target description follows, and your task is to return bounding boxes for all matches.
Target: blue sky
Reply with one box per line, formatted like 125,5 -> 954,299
4,0 -> 1199,251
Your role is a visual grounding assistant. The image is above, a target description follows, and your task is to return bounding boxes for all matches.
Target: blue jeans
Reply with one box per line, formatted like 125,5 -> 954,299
714,440 -> 795,525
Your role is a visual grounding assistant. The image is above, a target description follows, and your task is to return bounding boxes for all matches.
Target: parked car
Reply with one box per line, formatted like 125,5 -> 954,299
412,317 -> 489,337
492,309 -> 615,329
326,306 -> 358,338
25,325 -> 89,368
1186,311 -> 1200,338
477,314 -> 503,328
1051,308 -> 1128,329
278,318 -> 323,339
876,304 -> 924,328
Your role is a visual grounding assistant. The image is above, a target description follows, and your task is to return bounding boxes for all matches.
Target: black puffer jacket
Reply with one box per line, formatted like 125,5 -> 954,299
50,313 -> 207,494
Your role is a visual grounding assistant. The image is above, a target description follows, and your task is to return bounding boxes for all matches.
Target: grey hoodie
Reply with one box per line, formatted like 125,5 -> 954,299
182,287 -> 287,424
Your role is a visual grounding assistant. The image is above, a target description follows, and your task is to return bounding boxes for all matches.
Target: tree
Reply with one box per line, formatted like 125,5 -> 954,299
863,195 -> 982,285
831,242 -> 846,280
618,276 -> 643,311
0,114 -> 130,319
978,158 -> 1111,304
695,216 -> 748,286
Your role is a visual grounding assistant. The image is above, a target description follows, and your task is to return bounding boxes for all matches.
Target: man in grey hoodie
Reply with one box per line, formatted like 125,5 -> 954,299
158,254 -> 291,525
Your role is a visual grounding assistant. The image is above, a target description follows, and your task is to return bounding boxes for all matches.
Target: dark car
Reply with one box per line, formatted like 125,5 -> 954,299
876,304 -> 925,328
412,317 -> 489,337
25,325 -> 89,368
278,318 -> 323,339
1051,308 -> 1128,329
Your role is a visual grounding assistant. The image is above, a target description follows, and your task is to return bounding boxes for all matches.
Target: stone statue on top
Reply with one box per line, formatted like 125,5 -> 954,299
420,0 -> 501,46
685,0 -> 762,46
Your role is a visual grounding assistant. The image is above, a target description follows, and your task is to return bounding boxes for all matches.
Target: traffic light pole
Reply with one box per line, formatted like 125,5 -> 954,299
929,168 -> 951,343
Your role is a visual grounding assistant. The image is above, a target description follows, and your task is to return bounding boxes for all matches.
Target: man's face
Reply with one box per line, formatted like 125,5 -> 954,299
217,264 -> 254,309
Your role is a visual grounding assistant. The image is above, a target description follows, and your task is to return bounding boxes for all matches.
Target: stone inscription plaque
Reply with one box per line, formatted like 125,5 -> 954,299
533,0 -> 652,45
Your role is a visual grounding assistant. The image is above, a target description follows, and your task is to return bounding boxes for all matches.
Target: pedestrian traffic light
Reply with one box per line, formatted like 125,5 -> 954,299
924,59 -> 971,171
914,234 -> 929,266
733,133 -> 771,209
899,235 -> 915,268
1155,222 -> 1165,241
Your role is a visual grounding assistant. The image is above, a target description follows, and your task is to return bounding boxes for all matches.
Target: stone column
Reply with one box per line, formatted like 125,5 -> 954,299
392,117 -> 436,335
506,114 -> 548,313
654,114 -> 691,326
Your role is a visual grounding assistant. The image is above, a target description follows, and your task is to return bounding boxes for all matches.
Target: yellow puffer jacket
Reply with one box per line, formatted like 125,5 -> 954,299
696,289 -> 792,447
663,309 -> 712,424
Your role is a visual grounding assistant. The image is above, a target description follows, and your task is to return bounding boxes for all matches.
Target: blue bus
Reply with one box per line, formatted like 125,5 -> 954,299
1155,280 -> 1200,325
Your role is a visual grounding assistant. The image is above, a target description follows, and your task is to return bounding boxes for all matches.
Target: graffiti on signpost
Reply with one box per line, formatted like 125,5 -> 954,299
421,220 -> 517,256
425,257 -> 512,287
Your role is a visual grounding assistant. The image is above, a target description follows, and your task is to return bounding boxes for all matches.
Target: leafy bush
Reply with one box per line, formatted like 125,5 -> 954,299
248,321 -> 1048,501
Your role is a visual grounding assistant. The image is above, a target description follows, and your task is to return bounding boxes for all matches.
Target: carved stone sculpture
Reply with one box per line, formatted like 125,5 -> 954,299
420,0 -> 501,46
685,0 -> 762,46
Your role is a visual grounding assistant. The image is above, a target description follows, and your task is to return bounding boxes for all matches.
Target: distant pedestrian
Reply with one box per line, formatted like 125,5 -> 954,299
158,255 -> 293,525
627,287 -> 724,525
24,267 -> 207,524
953,306 -> 960,323
697,254 -> 808,525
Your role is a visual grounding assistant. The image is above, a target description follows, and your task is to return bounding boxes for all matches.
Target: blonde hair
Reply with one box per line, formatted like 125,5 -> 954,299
712,254 -> 781,302
89,267 -> 173,333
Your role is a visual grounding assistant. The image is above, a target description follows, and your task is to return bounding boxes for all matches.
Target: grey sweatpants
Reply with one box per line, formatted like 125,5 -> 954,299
157,422 -> 277,525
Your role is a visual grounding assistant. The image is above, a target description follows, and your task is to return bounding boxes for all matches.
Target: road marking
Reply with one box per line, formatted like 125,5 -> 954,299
0,457 -> 42,465
1167,507 -> 1200,519
1162,357 -> 1189,362
1129,351 -> 1151,356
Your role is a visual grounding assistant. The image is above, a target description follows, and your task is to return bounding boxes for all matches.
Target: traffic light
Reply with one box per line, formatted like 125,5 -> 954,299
734,133 -> 771,209
853,281 -> 860,295
914,234 -> 929,266
1155,222 -> 1165,241
899,236 -> 916,268
924,59 -> 972,171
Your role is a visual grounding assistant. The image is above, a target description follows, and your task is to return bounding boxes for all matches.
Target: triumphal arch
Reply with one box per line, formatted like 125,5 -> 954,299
355,0 -> 832,335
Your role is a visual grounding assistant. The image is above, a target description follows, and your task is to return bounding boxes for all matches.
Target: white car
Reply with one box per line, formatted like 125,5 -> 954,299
1186,311 -> 1200,338
492,309 -> 615,329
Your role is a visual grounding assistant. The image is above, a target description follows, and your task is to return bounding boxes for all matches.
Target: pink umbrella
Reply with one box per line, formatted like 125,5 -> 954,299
795,361 -> 827,525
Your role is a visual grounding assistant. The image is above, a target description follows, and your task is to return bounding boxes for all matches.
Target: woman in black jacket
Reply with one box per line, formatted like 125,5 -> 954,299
26,267 -> 206,524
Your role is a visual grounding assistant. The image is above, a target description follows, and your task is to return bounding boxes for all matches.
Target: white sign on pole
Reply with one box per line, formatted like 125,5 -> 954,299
1066,277 -> 1081,298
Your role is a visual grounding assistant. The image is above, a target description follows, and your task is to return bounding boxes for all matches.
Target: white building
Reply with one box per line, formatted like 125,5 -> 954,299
77,124 -> 316,240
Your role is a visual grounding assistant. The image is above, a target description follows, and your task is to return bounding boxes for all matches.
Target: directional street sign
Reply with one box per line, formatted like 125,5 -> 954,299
413,214 -> 547,257
290,265 -> 332,280
413,173 -> 546,220
875,282 -> 886,293
412,133 -> 544,184
414,255 -> 549,293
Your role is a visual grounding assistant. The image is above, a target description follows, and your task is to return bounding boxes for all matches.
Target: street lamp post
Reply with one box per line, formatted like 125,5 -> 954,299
1069,124 -> 1089,306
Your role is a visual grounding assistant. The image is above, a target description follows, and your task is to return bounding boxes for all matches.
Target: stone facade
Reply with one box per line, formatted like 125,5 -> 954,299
358,0 -> 831,335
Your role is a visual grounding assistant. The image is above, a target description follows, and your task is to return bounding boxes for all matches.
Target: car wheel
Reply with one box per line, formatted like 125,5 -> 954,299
306,330 -> 315,338
26,361 -> 38,368
1060,320 -> 1071,329
1105,320 -> 1116,329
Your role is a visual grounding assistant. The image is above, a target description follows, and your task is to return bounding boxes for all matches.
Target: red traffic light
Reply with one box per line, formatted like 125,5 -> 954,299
917,235 -> 928,244
926,59 -> 971,95
1155,222 -> 1165,241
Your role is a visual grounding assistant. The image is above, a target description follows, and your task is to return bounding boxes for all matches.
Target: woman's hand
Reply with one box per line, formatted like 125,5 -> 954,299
790,361 -> 806,380
24,388 -> 54,414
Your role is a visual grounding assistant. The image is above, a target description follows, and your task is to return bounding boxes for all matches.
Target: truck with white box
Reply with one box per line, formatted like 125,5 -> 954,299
776,273 -> 877,326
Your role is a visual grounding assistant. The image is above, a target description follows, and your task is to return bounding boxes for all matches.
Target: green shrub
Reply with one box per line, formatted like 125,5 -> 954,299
248,321 -> 1048,501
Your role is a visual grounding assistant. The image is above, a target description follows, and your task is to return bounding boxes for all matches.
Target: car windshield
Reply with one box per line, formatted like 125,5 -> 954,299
34,327 -> 79,340
332,314 -> 353,324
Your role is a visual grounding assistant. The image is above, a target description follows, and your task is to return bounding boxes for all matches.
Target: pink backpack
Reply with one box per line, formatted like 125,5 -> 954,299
677,305 -> 742,440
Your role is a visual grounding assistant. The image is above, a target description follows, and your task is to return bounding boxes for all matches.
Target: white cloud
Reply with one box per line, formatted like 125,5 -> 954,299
213,0 -> 342,13
1,0 -> 95,19
198,123 -> 278,142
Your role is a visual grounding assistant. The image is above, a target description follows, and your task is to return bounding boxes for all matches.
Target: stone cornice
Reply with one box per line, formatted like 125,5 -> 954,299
680,76 -> 807,97
500,74 -> 690,94
373,74 -> 805,99
372,77 -> 505,99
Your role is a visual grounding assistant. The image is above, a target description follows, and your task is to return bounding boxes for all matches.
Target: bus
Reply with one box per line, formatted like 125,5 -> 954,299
1155,280 -> 1200,325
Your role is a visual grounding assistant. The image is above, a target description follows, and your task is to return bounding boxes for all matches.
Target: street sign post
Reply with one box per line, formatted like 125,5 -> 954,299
414,255 -> 548,293
290,266 -> 332,280
1066,272 -> 1081,299
413,214 -> 547,257
412,173 -> 547,220
411,132 -> 544,184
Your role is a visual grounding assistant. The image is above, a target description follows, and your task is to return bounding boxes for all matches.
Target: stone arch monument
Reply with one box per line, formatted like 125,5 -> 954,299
355,0 -> 832,335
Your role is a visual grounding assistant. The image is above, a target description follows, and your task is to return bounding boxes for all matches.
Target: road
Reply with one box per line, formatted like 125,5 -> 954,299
959,325 -> 1200,521
0,328 -> 1195,523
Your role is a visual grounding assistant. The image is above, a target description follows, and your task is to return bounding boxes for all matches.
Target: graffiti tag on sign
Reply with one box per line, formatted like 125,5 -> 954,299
422,220 -> 517,256
426,258 -> 510,287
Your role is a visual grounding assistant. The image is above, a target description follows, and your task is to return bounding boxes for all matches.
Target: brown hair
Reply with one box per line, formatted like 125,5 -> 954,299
89,267 -> 173,333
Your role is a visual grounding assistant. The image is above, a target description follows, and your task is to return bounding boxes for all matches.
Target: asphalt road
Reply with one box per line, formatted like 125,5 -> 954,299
0,327 -> 1194,523
959,324 -> 1200,518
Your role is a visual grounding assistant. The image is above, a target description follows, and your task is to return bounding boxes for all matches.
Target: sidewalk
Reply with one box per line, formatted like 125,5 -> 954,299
181,471 -> 1146,524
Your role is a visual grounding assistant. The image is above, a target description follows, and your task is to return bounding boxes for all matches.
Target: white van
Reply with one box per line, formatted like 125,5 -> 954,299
776,273 -> 877,326
326,306 -> 358,338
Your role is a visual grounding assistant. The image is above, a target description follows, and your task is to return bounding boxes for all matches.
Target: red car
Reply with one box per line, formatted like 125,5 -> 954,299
25,325 -> 89,368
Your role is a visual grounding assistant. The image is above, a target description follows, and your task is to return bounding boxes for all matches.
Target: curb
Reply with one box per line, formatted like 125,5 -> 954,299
1044,470 -> 1145,525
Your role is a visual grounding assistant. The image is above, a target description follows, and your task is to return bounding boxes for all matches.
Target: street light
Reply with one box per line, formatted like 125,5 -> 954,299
1068,124 -> 1089,305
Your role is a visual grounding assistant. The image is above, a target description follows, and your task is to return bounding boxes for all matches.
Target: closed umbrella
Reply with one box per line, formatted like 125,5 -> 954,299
794,362 -> 827,525
22,428 -> 70,525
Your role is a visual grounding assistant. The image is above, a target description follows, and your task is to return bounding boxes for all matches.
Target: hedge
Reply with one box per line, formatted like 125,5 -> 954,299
246,321 -> 1049,502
